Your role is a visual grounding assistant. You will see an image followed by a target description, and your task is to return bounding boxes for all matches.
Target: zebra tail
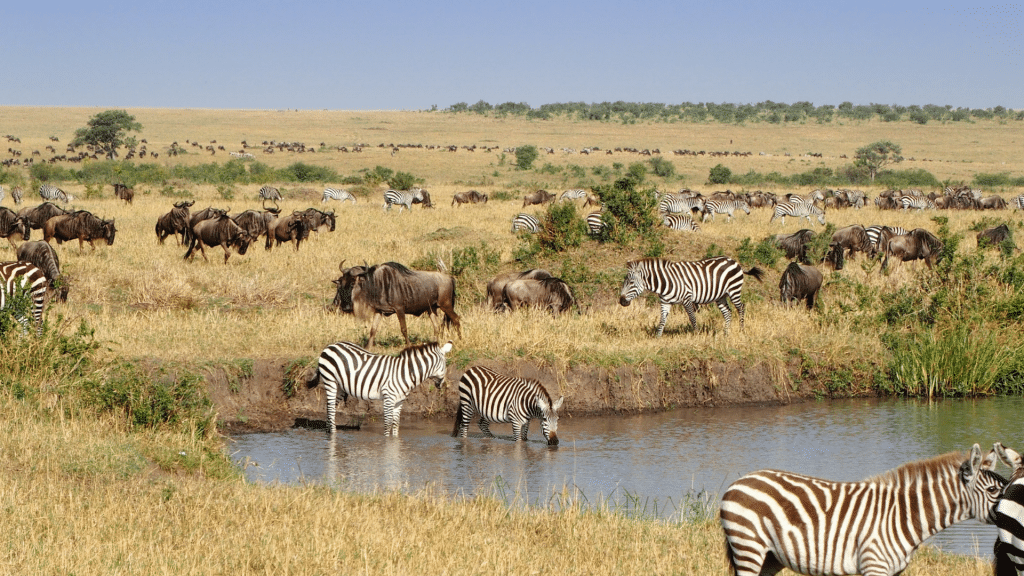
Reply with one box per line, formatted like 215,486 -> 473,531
451,402 -> 465,437
306,368 -> 320,389
744,266 -> 766,282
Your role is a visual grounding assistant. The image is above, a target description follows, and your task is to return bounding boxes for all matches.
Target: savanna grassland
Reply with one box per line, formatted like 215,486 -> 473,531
0,106 -> 1022,574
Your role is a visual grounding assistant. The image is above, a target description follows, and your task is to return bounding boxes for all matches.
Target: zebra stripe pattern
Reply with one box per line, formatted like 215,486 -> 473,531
899,195 -> 936,210
452,366 -> 564,445
994,442 -> 1024,575
560,188 -> 586,202
658,195 -> 703,215
258,185 -> 281,202
0,261 -> 48,335
0,185 -> 4,204
619,257 -> 764,336
10,186 -> 23,205
382,189 -> 424,213
1011,195 -> 1024,211
769,200 -> 825,225
38,184 -> 69,203
702,199 -> 750,222
662,214 -> 700,231
721,444 -> 1005,576
321,187 -> 356,204
585,212 -> 604,235
511,213 -> 540,234
865,225 -> 909,256
314,340 -> 453,435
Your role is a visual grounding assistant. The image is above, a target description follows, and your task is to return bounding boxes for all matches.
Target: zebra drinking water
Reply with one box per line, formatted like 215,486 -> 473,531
618,256 -> 764,336
321,187 -> 356,204
451,366 -> 563,445
309,340 -> 453,436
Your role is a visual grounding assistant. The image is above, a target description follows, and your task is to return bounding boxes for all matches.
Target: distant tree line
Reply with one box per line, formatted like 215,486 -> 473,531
445,100 -> 1022,124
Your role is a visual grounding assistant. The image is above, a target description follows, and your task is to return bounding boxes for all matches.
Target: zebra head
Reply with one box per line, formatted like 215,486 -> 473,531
619,261 -> 648,306
538,394 -> 564,446
419,340 -> 453,389
958,443 -> 1007,524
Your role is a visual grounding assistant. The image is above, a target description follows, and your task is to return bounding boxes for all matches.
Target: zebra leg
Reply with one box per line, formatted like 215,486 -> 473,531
656,301 -> 673,337
715,296 -> 734,333
478,417 -> 494,437
323,374 -> 338,431
681,300 -> 698,333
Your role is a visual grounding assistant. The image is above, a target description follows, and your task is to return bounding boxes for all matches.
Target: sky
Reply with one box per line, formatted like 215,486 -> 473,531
2,0 -> 1021,111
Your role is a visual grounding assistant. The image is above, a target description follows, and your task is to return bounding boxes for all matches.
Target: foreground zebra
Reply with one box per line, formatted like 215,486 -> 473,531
38,184 -> 70,203
619,257 -> 764,336
993,442 -> 1024,576
382,188 -> 427,213
452,366 -> 563,445
702,199 -> 750,222
721,444 -> 1005,576
662,214 -> 700,232
322,187 -> 356,204
511,213 -> 540,233
310,340 -> 453,435
769,200 -> 825,225
0,261 -> 48,335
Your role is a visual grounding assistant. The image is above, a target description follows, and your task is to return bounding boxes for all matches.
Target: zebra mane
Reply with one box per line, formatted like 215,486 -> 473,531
866,451 -> 965,485
397,341 -> 440,357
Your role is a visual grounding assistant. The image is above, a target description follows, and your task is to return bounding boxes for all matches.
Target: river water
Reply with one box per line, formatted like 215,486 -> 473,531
229,396 -> 1024,558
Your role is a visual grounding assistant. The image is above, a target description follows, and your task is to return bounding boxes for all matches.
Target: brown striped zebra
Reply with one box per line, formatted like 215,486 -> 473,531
452,366 -> 563,445
0,261 -> 48,335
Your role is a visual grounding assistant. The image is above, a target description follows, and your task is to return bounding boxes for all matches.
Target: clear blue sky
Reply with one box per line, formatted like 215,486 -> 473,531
3,0 -> 1020,110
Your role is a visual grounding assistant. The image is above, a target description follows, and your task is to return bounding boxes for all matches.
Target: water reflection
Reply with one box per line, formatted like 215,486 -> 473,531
231,396 -> 1024,557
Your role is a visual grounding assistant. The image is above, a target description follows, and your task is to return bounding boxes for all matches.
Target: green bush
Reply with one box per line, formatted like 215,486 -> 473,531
591,178 -> 660,246
648,156 -> 676,178
515,145 -> 539,170
386,171 -> 421,191
708,164 -> 731,184
280,162 -> 338,183
537,202 -> 587,252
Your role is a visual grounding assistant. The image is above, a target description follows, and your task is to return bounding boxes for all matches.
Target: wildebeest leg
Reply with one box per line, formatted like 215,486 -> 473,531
222,245 -> 231,264
367,313 -> 385,348
396,311 -> 410,345
197,241 -> 209,262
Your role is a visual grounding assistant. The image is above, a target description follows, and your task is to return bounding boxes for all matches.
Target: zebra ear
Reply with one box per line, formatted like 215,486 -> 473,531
440,341 -> 453,354
552,396 -> 564,411
995,442 -> 1023,471
964,443 -> 983,483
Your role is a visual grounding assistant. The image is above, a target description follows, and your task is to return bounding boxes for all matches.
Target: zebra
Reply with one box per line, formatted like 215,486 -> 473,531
38,184 -> 69,203
0,261 -> 48,335
721,444 -> 1005,576
769,201 -> 826,226
1013,195 -> 1024,211
321,187 -> 356,204
258,185 -> 281,208
382,188 -> 425,213
511,213 -> 540,234
310,340 -> 453,435
560,188 -> 586,202
662,214 -> 700,232
702,199 -> 750,223
658,195 -> 703,215
451,366 -> 564,445
899,195 -> 936,211
618,257 -> 764,337
10,186 -> 23,205
865,225 -> 909,257
585,212 -> 604,235
993,442 -> 1024,576
0,185 -> 4,204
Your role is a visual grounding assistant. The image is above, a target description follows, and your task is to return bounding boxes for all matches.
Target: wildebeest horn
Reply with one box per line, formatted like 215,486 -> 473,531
339,259 -> 346,272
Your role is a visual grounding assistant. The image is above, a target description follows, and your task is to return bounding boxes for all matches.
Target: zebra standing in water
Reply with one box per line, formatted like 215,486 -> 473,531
702,199 -> 750,222
309,340 -> 453,435
38,184 -> 69,203
511,213 -> 540,234
993,442 -> 1024,576
0,261 -> 48,335
322,187 -> 356,204
662,214 -> 700,232
769,200 -> 826,225
618,256 -> 764,336
452,366 -> 563,445
559,188 -> 586,202
258,185 -> 282,208
10,186 -> 23,205
382,188 -> 425,213
721,444 -> 1005,576
899,195 -> 936,211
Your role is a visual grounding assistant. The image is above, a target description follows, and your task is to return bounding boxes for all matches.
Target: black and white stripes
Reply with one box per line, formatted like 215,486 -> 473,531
994,442 -> 1024,575
382,189 -> 425,213
559,189 -> 587,202
258,185 -> 282,205
38,184 -> 69,203
511,213 -> 540,233
314,340 -> 453,435
321,187 -> 356,204
452,366 -> 563,445
0,260 -> 48,335
701,199 -> 750,222
769,200 -> 826,225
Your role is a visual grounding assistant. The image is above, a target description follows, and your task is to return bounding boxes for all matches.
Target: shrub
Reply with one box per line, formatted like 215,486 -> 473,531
386,171 -> 420,191
708,164 -> 731,184
280,162 -> 338,183
536,202 -> 587,252
648,156 -> 676,178
591,178 -> 660,246
515,145 -> 539,170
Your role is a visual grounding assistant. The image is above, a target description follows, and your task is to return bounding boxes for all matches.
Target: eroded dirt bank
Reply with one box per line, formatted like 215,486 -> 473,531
206,357 -> 837,434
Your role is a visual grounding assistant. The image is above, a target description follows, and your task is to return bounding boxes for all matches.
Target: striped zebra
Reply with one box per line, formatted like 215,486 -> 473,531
658,195 -> 703,215
702,199 -> 750,223
10,186 -> 23,205
0,261 -> 48,335
618,257 -> 764,337
769,201 -> 826,226
994,442 -> 1024,576
38,184 -> 69,203
662,214 -> 700,232
451,366 -> 564,445
258,185 -> 281,207
511,213 -> 540,234
865,225 -> 909,257
721,444 -> 1005,576
585,212 -> 604,235
0,185 -> 4,204
1013,195 -> 1024,211
899,195 -> 936,211
382,188 -> 425,213
321,187 -> 356,204
560,188 -> 587,202
311,340 -> 453,435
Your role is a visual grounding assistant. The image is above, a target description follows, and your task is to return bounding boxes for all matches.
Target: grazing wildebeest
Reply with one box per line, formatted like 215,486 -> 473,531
184,214 -> 254,264
155,200 -> 195,245
183,206 -> 228,246
451,190 -> 488,207
779,262 -> 823,310
18,202 -> 70,230
486,269 -> 553,311
17,240 -> 68,302
825,224 -> 871,270
112,183 -> 134,204
43,211 -> 116,251
300,207 -> 336,237
882,228 -> 944,272
522,189 -> 555,208
978,195 -> 1007,210
0,207 -> 30,249
231,207 -> 279,240
331,261 -> 462,348
773,229 -> 817,263
265,210 -> 312,251
977,224 -> 1014,250
502,277 -> 576,316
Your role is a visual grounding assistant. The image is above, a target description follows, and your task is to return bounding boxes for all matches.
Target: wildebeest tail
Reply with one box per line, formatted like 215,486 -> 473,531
744,266 -> 766,282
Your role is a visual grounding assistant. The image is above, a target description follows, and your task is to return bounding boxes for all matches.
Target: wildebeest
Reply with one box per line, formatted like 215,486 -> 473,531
112,183 -> 134,204
155,200 -> 195,245
773,229 -> 816,263
0,207 -> 30,249
184,214 -> 254,264
183,206 -> 228,246
300,207 -> 336,237
502,277 -> 576,316
331,261 -> 462,348
825,224 -> 871,270
265,210 -> 312,251
486,269 -> 553,310
451,190 -> 488,207
978,195 -> 1007,210
522,189 -> 555,208
17,240 -> 68,302
18,202 -> 70,230
881,228 -> 944,271
977,224 -> 1014,250
43,210 -> 116,251
231,207 -> 279,240
779,262 -> 823,310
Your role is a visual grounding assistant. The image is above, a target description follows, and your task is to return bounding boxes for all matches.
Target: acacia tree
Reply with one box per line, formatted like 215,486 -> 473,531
854,140 -> 903,183
73,110 -> 142,160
